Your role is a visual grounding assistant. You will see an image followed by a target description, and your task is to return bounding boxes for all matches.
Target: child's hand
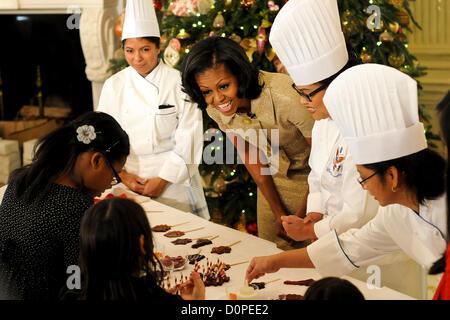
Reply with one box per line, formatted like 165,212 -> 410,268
179,272 -> 205,300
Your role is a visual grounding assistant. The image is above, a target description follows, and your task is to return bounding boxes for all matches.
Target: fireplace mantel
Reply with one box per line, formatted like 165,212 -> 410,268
0,0 -> 123,108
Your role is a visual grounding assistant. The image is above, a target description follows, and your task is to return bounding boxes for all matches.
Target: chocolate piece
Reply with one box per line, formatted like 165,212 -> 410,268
283,278 -> 316,286
278,294 -> 304,300
171,238 -> 192,245
164,230 -> 185,238
187,254 -> 205,264
250,282 -> 265,290
211,246 -> 231,254
201,274 -> 230,287
152,224 -> 171,232
161,256 -> 186,269
191,238 -> 212,249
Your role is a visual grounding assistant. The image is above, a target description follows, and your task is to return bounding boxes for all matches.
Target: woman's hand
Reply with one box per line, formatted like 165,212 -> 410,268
281,215 -> 316,242
119,171 -> 147,194
142,177 -> 169,198
179,272 -> 205,300
246,255 -> 280,284
304,212 -> 323,223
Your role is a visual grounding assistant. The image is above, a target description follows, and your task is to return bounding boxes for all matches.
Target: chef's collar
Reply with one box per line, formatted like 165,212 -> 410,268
144,59 -> 163,94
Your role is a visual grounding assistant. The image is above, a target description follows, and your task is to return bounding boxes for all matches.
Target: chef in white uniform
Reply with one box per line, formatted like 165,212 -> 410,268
97,0 -> 209,219
268,0 -> 379,241
246,64 -> 447,284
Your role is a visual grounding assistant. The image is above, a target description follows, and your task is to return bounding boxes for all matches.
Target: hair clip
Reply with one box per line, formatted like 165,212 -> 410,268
76,125 -> 97,144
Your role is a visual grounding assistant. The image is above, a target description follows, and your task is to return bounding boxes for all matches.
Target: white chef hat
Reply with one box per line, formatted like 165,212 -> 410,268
323,64 -> 427,165
122,0 -> 160,41
269,0 -> 348,85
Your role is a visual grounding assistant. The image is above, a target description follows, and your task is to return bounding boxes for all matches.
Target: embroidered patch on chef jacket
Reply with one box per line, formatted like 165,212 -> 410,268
326,146 -> 346,178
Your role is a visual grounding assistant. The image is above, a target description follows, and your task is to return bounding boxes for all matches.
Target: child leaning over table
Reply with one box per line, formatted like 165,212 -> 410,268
61,197 -> 205,300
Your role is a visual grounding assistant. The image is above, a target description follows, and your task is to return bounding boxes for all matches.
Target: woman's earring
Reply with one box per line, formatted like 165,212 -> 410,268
391,186 -> 397,193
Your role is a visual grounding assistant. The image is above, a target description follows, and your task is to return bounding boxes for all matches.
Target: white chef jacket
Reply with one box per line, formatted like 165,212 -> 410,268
307,118 -> 379,237
97,61 -> 209,220
307,195 -> 447,276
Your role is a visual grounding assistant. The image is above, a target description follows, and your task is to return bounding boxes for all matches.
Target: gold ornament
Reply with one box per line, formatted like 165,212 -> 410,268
213,11 -> 226,29
213,176 -> 227,193
388,52 -> 405,68
379,30 -> 394,43
225,0 -> 232,7
241,0 -> 255,9
229,33 -> 242,43
389,22 -> 400,33
176,29 -> 190,40
396,9 -> 410,26
240,37 -> 257,62
260,19 -> 272,28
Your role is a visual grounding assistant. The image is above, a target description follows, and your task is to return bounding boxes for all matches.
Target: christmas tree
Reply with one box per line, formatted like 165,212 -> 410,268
110,0 -> 439,233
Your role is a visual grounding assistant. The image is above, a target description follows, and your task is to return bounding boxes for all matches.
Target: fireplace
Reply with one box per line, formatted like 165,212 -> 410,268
0,0 -> 122,120
0,14 -> 93,120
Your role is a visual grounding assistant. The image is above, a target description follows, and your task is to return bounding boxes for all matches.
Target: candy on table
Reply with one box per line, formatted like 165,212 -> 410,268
283,278 -> 316,286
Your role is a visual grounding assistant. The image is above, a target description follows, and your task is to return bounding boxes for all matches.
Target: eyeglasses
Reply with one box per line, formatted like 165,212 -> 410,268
291,83 -> 328,102
104,156 -> 122,186
357,171 -> 378,187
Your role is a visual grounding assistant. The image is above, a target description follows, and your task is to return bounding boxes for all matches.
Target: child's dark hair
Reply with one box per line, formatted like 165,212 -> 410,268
363,149 -> 446,206
9,111 -> 130,204
78,197 -> 163,300
303,277 -> 365,300
180,36 -> 263,110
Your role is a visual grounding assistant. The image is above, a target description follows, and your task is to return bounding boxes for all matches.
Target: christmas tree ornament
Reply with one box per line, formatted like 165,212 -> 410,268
160,34 -> 168,48
241,0 -> 255,10
114,10 -> 125,38
225,0 -> 232,7
256,26 -> 267,55
360,47 -> 372,63
213,12 -> 226,29
164,38 -> 181,67
388,0 -> 405,9
229,33 -> 242,43
170,0 -> 199,16
268,0 -> 279,11
389,22 -> 400,33
240,38 -> 257,62
176,28 -> 191,39
396,9 -> 410,26
260,19 -> 272,28
388,52 -> 405,68
153,0 -> 163,12
379,30 -> 394,43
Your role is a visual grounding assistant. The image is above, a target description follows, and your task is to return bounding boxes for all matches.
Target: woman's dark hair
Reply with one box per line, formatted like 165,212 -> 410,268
318,41 -> 362,87
180,36 -> 263,110
78,197 -> 163,300
363,148 -> 446,206
303,277 -> 365,300
429,90 -> 450,275
9,111 -> 130,204
122,36 -> 160,48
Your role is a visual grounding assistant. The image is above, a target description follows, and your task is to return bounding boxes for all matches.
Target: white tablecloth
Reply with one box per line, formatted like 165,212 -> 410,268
103,186 -> 415,300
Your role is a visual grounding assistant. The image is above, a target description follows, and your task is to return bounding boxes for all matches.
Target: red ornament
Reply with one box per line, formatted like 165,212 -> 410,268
154,0 -> 163,12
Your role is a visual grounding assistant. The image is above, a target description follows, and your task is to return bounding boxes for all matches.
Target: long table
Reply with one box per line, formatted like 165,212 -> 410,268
103,186 -> 415,300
